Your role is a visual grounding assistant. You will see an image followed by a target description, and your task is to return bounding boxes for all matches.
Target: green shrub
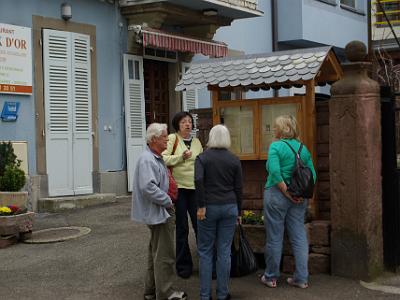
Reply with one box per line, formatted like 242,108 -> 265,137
0,165 -> 26,191
0,142 -> 19,176
0,142 -> 25,191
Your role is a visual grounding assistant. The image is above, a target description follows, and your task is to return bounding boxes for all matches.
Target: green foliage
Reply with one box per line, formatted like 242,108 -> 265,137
242,210 -> 264,225
0,165 -> 26,191
0,142 -> 25,191
0,141 -> 20,176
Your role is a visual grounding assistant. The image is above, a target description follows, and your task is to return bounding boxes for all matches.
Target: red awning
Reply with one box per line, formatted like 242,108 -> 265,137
141,28 -> 228,58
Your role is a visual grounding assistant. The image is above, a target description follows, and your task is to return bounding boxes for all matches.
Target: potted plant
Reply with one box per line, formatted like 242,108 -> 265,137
0,142 -> 33,246
241,210 -> 265,253
0,141 -> 27,208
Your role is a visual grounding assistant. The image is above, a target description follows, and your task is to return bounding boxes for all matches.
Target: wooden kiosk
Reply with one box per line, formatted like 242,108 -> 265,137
176,46 -> 342,217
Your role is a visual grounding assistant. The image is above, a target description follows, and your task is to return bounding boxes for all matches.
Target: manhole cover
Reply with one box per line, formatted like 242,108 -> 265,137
23,226 -> 91,244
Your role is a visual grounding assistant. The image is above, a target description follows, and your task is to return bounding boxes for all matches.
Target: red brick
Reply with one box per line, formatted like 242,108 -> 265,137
317,156 -> 329,172
243,181 -> 262,199
241,224 -> 265,253
317,181 -> 330,199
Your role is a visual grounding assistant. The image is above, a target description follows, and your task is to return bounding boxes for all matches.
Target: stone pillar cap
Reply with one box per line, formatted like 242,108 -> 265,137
345,41 -> 367,62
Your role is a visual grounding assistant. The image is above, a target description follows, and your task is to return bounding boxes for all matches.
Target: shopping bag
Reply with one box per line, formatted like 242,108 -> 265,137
230,224 -> 258,277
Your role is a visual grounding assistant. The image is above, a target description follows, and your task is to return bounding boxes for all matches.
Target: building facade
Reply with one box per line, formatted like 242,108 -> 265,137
0,0 -> 262,210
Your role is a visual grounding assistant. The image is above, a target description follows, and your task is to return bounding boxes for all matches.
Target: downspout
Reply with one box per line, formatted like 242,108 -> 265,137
271,0 -> 278,97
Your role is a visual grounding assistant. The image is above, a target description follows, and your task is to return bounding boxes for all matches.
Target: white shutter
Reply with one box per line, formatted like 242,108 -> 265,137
43,29 -> 74,196
71,33 -> 92,194
182,63 -> 198,111
123,54 -> 146,192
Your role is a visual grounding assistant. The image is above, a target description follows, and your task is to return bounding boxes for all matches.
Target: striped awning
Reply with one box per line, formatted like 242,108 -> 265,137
141,27 -> 228,58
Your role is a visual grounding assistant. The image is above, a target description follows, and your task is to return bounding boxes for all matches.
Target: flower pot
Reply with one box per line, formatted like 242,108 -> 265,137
241,224 -> 265,253
0,191 -> 28,209
0,211 -> 34,234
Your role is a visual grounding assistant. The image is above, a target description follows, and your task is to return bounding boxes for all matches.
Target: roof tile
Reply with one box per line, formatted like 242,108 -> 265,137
175,46 -> 333,91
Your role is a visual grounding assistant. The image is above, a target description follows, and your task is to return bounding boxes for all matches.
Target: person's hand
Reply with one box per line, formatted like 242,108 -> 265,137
197,207 -> 206,220
182,150 -> 192,160
291,196 -> 304,204
237,216 -> 242,225
277,181 -> 298,203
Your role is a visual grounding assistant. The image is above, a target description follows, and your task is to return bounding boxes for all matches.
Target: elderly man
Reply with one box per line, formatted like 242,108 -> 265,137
131,123 -> 187,300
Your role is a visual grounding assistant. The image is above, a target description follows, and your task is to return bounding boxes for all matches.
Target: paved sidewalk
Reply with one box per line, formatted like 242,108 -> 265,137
0,200 -> 399,300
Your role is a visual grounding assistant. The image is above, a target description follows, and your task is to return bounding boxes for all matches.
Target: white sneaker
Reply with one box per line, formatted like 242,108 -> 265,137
168,291 -> 187,300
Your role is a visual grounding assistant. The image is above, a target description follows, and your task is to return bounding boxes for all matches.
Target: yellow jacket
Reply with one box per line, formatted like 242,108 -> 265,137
162,133 -> 203,189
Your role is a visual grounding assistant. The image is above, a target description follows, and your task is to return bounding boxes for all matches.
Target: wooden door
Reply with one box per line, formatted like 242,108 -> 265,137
144,59 -> 169,125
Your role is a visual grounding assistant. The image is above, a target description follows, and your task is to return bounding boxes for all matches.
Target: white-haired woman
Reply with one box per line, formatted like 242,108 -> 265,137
260,115 -> 316,289
195,124 -> 242,300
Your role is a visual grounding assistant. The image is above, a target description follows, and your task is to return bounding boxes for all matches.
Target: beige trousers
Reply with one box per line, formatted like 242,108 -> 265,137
144,210 -> 176,300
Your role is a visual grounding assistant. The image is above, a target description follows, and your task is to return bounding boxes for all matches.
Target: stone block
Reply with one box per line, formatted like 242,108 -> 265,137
241,224 -> 265,253
283,254 -> 330,275
282,255 -> 295,274
310,220 -> 331,246
311,246 -> 331,255
309,253 -> 330,274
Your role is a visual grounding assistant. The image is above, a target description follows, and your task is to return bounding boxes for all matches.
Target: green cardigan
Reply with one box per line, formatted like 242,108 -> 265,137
162,134 -> 203,190
265,139 -> 316,189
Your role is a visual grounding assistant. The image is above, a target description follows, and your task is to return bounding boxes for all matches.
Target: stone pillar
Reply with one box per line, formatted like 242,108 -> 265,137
330,41 -> 383,280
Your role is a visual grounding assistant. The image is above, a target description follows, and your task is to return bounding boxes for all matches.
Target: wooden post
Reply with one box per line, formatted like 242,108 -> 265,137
211,89 -> 219,125
305,80 -> 318,219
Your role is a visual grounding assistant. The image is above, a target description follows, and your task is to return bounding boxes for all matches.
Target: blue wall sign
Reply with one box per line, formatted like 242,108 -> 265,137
1,101 -> 20,122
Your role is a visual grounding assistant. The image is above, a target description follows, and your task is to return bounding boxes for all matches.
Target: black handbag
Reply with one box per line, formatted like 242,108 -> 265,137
230,224 -> 258,277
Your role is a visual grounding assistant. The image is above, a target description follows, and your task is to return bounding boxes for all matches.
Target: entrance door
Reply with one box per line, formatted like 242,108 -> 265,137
144,59 -> 169,125
43,29 -> 93,196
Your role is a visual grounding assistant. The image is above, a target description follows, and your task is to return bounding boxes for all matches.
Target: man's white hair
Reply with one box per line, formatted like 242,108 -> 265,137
146,123 -> 167,143
207,124 -> 231,149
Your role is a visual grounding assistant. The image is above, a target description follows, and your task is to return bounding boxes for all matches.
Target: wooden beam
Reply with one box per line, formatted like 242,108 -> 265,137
212,90 -> 219,125
305,79 -> 318,219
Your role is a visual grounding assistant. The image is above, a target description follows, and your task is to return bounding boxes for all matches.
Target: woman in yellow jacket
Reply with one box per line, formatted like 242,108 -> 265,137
163,111 -> 203,279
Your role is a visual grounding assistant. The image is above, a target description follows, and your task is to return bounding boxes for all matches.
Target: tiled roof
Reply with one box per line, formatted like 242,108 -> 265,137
176,46 -> 333,91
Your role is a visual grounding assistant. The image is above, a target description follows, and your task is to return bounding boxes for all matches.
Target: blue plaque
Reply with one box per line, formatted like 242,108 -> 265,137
1,101 -> 20,122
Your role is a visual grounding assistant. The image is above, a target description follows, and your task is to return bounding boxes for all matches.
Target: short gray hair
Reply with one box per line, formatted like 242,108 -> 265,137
146,123 -> 167,143
207,124 -> 231,149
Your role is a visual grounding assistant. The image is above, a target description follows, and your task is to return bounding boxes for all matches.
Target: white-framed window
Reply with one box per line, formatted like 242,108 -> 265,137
143,47 -> 178,63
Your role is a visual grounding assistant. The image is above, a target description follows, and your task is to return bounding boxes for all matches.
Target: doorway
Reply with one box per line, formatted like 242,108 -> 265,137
144,59 -> 169,125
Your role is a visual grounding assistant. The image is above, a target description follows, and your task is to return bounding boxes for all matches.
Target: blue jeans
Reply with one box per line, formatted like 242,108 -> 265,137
197,204 -> 238,300
263,186 -> 309,284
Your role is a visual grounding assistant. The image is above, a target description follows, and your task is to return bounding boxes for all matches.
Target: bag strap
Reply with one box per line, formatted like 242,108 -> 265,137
171,133 -> 179,155
281,140 -> 302,159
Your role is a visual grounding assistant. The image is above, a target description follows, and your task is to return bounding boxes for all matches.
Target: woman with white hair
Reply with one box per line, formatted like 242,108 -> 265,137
260,115 -> 316,289
195,124 -> 242,300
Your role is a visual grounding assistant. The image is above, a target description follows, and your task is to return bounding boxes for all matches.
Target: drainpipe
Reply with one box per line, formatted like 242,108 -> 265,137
271,0 -> 278,97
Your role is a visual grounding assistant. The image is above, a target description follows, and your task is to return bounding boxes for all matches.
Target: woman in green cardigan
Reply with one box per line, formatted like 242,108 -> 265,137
162,111 -> 203,279
260,115 -> 316,289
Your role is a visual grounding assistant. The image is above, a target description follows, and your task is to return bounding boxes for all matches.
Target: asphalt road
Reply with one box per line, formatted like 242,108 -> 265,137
0,200 -> 398,300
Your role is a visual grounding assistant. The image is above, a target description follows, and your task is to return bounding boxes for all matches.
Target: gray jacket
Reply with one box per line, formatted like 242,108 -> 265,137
131,146 -> 173,225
